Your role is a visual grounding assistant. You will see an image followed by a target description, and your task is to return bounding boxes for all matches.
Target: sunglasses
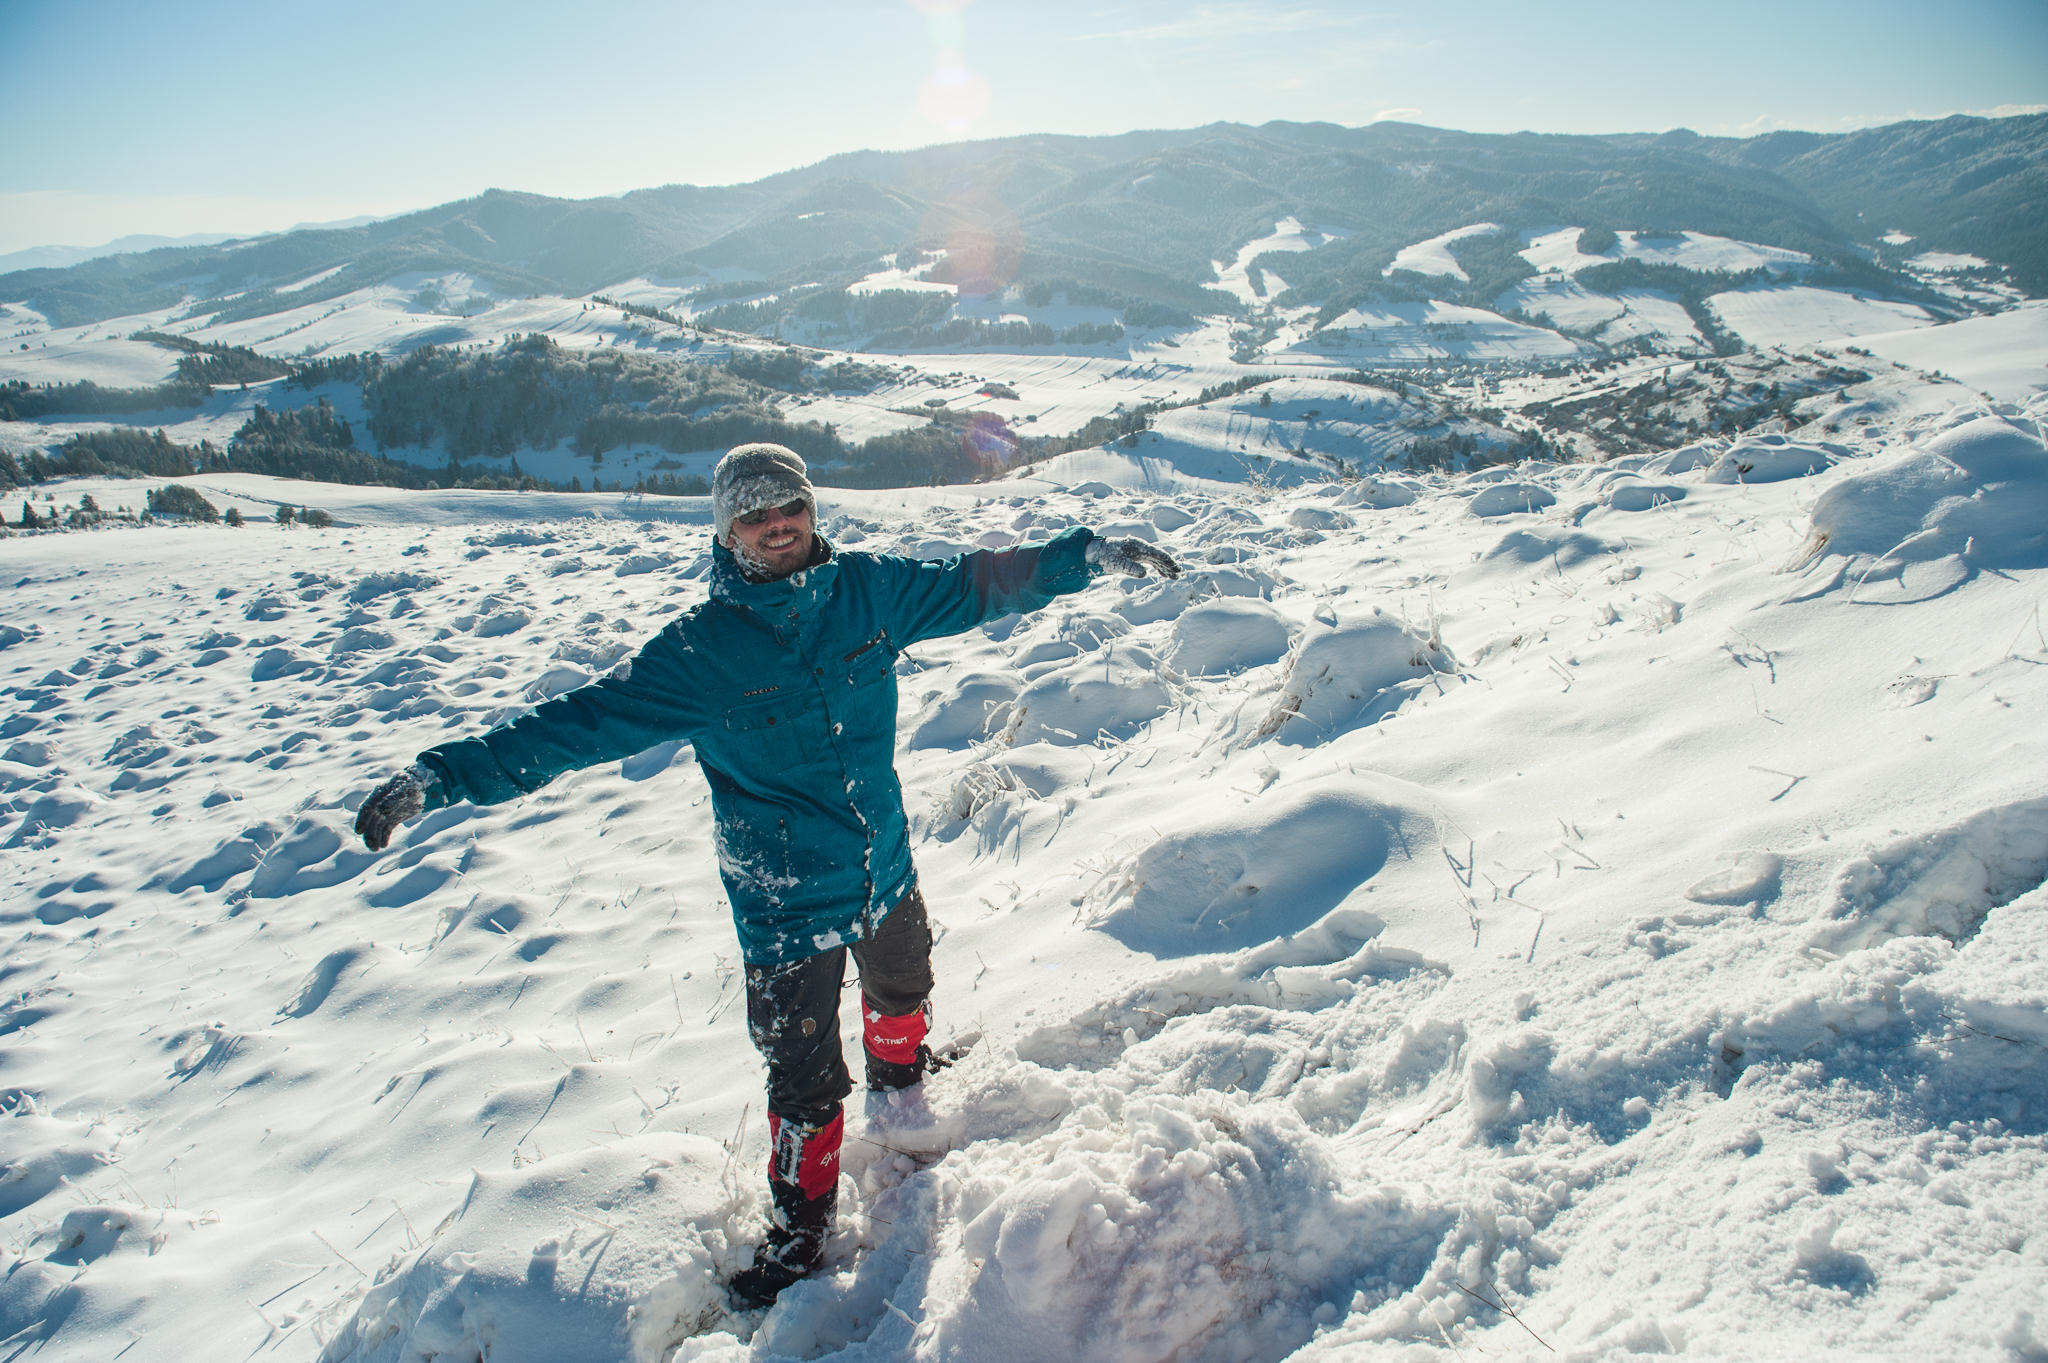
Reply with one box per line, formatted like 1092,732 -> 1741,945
735,499 -> 809,527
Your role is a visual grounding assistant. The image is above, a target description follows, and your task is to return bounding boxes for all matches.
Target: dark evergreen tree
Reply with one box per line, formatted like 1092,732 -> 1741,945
145,484 -> 220,522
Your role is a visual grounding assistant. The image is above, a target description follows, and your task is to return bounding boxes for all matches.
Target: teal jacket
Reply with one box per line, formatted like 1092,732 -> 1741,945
416,526 -> 1100,964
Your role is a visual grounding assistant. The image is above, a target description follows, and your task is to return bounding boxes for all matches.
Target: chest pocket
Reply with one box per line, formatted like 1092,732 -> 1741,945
841,630 -> 894,692
844,652 -> 893,694
835,637 -> 897,748
722,691 -> 809,764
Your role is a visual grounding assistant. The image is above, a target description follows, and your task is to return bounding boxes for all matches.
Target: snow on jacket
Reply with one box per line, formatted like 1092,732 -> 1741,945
414,526 -> 1100,964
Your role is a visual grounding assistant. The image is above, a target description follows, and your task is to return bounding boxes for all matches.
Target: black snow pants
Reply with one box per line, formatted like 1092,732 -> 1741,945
744,885 -> 935,1128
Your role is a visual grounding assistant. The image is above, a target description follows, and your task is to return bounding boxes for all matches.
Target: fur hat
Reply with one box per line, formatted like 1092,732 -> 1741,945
712,443 -> 815,542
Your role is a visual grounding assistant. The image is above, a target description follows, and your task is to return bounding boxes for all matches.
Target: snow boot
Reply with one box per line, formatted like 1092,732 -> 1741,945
863,1000 -> 949,1092
730,1111 -> 841,1308
866,1042 -> 958,1092
730,1180 -> 835,1306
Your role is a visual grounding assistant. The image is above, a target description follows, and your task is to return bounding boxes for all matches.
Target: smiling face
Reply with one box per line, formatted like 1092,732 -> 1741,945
724,498 -> 815,580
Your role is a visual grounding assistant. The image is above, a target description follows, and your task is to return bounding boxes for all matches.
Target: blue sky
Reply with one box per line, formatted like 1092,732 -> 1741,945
2,0 -> 2044,254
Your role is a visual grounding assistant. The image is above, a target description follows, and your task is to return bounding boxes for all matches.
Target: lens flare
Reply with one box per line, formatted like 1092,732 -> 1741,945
961,411 -> 1020,470
920,190 -> 1022,296
918,54 -> 991,135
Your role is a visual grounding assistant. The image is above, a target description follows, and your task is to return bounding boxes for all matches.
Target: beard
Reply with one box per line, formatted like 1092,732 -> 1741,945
730,531 -> 818,582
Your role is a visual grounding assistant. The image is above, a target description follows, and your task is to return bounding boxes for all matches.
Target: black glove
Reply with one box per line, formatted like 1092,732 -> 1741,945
1085,536 -> 1181,580
355,767 -> 428,851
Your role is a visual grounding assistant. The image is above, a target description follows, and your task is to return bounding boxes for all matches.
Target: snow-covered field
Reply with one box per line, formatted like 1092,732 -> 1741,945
1519,228 -> 1809,279
1708,284 -> 1938,352
1214,218 -> 1350,305
5,340 -> 2048,1363
1298,302 -> 1581,365
1385,224 -> 1503,282
1836,301 -> 2048,404
1498,279 -> 1702,354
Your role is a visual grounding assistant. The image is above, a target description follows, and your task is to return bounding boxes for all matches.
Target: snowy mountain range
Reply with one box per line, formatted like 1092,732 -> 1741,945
5,114 -> 2043,334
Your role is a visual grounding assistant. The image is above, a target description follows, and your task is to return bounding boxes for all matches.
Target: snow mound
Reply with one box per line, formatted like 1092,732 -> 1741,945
1008,651 -> 1170,746
1257,609 -> 1453,742
1474,527 -> 1614,572
318,1135 -> 741,1363
1167,598 -> 1293,676
0,1098 -> 116,1219
1467,482 -> 1557,517
349,570 -> 440,604
902,1093 -> 1442,1363
1685,851 -> 1784,906
1787,413 -> 2048,599
1603,477 -> 1688,512
909,671 -> 1023,749
1702,434 -> 1845,485
4,784 -> 106,848
1333,477 -> 1420,509
1636,439 -> 1725,476
614,553 -> 671,578
330,626 -> 397,656
1090,777 -> 1433,956
474,607 -> 533,639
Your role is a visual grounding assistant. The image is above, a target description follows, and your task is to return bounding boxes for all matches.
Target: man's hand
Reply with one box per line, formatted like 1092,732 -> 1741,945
1086,536 -> 1181,580
355,767 -> 428,850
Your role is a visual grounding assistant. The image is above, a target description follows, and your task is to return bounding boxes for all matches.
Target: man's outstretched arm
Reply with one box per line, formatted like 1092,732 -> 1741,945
351,622 -> 708,849
877,526 -> 1179,648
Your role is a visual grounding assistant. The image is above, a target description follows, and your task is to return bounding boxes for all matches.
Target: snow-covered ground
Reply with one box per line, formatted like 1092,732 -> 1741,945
1497,279 -> 1702,353
1213,218 -> 1351,306
1908,252 -> 1992,274
1834,301 -> 2048,404
1294,302 -> 1581,365
1519,228 -> 1809,279
1385,224 -> 1503,282
5,342 -> 2047,1363
0,215 -> 1988,419
1709,283 -> 1938,352
0,335 -> 181,389
845,258 -> 956,298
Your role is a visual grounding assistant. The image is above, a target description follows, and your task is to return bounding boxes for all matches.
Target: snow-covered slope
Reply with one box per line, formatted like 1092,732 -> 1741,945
1709,283 -> 1938,351
1385,224 -> 1503,281
1499,278 -> 1702,353
1214,218 -> 1351,305
1519,227 -> 1809,278
4,383 -> 2046,1362
1834,300 -> 2048,403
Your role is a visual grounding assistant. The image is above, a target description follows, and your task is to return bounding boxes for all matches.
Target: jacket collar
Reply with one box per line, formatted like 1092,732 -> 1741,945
710,537 -> 838,641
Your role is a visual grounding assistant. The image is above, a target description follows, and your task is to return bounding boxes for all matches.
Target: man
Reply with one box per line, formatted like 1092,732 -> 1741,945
353,443 -> 1179,1304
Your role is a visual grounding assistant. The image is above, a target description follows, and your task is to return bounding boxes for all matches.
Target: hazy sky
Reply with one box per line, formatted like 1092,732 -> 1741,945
3,0 -> 2044,254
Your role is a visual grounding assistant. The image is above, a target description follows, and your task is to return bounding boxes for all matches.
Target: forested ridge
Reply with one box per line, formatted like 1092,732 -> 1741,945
1,332 -> 1174,494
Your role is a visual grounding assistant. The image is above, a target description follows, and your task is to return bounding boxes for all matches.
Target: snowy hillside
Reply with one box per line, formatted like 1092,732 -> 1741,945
4,345 -> 2047,1363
